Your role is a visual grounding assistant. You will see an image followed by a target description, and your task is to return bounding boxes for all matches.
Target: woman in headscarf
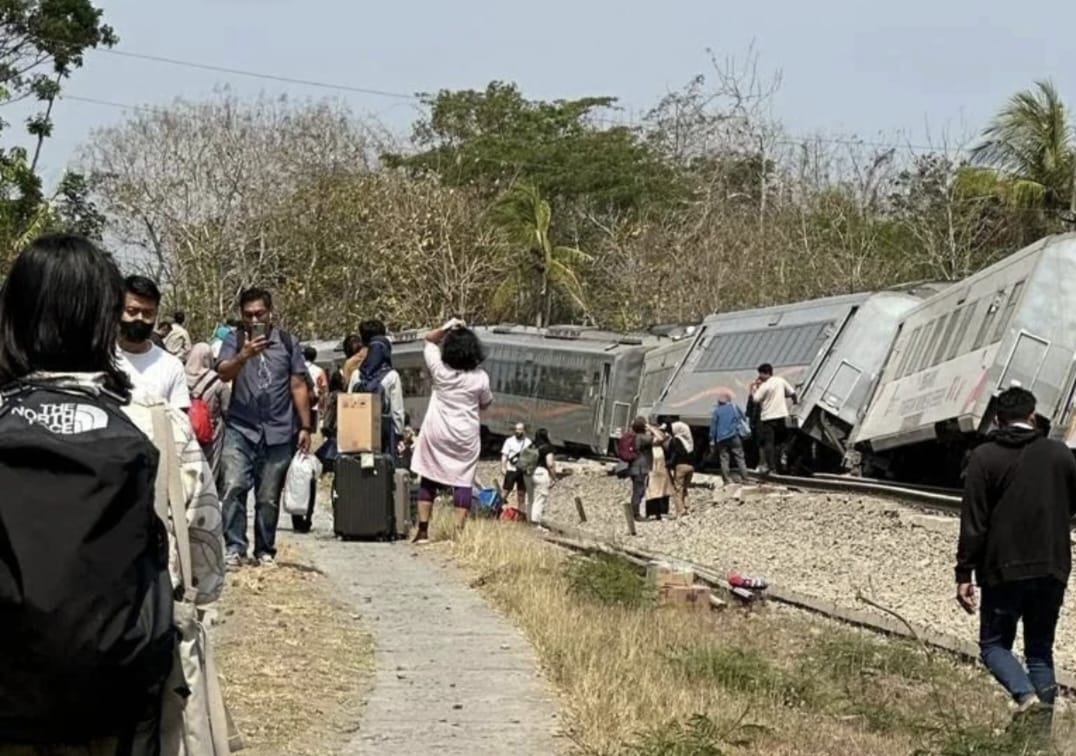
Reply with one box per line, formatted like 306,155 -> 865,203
348,320 -> 404,458
643,418 -> 673,520
667,421 -> 696,517
186,342 -> 230,480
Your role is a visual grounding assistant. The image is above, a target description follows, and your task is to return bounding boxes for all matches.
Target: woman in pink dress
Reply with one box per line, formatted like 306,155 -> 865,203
410,319 -> 493,543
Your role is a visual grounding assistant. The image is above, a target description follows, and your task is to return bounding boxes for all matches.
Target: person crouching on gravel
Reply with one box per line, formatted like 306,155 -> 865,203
955,386 -> 1076,739
409,319 -> 493,544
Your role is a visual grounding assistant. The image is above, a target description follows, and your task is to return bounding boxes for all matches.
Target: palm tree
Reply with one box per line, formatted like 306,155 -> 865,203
490,182 -> 593,327
970,80 -> 1075,212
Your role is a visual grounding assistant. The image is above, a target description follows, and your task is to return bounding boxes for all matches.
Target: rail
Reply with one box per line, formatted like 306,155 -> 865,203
537,519 -> 1076,693
748,471 -> 962,512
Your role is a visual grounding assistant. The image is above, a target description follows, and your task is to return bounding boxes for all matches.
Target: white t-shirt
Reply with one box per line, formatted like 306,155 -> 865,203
501,435 -> 532,471
117,344 -> 191,411
753,376 -> 795,422
306,361 -> 326,400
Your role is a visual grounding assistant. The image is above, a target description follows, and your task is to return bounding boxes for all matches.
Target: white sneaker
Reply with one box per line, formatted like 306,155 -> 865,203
225,553 -> 242,571
257,554 -> 276,568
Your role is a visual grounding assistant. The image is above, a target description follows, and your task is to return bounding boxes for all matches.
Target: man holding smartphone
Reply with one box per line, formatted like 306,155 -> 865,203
216,287 -> 312,568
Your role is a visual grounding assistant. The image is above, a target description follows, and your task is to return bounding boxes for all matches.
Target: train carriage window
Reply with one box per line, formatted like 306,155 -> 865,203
972,290 -> 1006,350
931,309 -> 962,366
917,318 -> 943,372
398,366 -> 428,396
697,321 -> 830,372
895,326 -> 922,378
992,280 -> 1025,343
946,301 -> 979,361
904,326 -> 928,376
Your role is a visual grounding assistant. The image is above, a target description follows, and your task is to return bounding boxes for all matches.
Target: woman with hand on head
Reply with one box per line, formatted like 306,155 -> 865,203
408,318 -> 493,544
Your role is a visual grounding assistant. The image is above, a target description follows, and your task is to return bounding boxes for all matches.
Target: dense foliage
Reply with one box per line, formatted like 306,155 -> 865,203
72,53 -> 1072,339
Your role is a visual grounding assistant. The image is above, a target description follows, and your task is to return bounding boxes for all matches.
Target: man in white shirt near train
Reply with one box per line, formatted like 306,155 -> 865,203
751,363 -> 796,475
501,423 -> 532,514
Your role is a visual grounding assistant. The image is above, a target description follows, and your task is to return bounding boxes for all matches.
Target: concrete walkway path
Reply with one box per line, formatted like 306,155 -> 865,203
292,510 -> 562,755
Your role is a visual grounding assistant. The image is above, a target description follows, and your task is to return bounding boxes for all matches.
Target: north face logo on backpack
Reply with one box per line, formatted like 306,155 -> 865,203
11,402 -> 109,434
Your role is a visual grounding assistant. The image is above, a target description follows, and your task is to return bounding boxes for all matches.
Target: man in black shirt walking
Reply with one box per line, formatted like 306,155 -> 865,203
956,387 -> 1076,730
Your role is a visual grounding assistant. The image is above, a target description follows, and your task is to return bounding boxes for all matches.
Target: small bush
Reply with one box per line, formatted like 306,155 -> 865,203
926,723 -> 1058,756
626,714 -> 767,756
812,632 -> 939,684
666,646 -> 817,708
563,552 -> 654,609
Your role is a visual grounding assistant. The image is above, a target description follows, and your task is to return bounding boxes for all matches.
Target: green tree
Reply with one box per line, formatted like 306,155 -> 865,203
0,0 -> 116,262
970,80 -> 1074,212
384,81 -> 681,212
490,181 -> 592,327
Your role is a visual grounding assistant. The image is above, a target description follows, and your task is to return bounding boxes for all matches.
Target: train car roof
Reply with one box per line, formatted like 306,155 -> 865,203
892,232 -> 1075,319
390,323 -> 669,355
700,291 -> 873,326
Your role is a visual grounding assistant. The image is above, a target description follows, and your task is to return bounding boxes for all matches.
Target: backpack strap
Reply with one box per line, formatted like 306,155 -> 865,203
192,372 -> 219,400
150,405 -> 197,605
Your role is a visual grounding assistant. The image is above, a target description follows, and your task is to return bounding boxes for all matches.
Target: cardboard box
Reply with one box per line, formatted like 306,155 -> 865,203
337,393 -> 382,453
658,584 -> 713,611
647,561 -> 696,588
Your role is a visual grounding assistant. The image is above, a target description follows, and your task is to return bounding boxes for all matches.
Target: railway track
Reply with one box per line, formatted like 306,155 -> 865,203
537,518 -> 1076,693
749,471 -> 962,513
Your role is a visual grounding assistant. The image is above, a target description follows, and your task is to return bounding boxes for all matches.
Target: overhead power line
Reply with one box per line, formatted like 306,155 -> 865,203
84,47 -> 969,153
98,48 -> 418,101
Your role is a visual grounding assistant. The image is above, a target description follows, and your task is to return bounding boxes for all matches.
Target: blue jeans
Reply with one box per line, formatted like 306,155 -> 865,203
979,577 -> 1065,704
220,428 -> 295,558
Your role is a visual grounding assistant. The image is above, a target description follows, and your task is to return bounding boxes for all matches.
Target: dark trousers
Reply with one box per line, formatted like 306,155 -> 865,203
630,473 -> 647,517
716,436 -> 749,484
759,419 -> 784,473
979,577 -> 1065,704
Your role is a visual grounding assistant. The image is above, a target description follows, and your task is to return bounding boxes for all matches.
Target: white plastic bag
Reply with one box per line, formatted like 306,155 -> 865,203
283,452 -> 322,516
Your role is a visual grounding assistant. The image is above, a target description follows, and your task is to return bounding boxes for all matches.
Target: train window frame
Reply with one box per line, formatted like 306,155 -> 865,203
916,317 -> 943,372
902,326 -> 926,378
696,320 -> 831,373
991,279 -> 1025,344
972,289 -> 1006,350
946,300 -> 979,361
896,326 -> 922,378
931,308 -> 962,367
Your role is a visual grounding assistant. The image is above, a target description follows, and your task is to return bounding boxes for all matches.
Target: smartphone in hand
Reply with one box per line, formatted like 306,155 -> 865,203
250,322 -> 268,340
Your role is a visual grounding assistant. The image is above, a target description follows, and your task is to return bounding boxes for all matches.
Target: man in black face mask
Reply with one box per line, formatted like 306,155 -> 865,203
115,275 -> 191,411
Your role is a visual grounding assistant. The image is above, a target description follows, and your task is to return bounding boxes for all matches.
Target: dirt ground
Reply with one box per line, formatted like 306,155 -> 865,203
212,541 -> 374,756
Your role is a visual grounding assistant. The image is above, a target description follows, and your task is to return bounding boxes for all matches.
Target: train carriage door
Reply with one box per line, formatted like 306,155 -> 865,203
594,361 -> 611,440
1055,356 -> 1076,448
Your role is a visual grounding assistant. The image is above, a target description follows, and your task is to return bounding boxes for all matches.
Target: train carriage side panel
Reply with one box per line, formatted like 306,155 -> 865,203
853,234 -> 1076,457
653,293 -> 872,429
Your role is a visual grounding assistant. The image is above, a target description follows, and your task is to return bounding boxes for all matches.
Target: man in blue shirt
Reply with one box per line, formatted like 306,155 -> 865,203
709,390 -> 750,485
216,287 -> 312,568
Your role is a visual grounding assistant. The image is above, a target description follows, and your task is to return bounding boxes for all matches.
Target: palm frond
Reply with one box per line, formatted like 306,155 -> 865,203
970,79 -> 1073,206
551,244 -> 593,267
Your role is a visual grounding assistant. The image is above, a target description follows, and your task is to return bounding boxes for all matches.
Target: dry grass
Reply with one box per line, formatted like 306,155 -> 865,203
213,542 -> 373,756
440,511 -> 1076,755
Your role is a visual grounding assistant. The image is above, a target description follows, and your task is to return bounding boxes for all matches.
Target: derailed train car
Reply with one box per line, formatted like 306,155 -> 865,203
643,289 -> 942,470
853,233 -> 1076,483
392,324 -> 666,454
791,284 -> 946,468
353,233 -> 1076,486
650,293 -> 874,432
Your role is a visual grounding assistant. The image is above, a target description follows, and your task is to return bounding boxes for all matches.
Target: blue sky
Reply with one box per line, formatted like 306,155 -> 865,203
15,0 -> 1075,187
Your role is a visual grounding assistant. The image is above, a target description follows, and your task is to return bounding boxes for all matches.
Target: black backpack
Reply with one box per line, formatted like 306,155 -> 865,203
0,382 -> 175,744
